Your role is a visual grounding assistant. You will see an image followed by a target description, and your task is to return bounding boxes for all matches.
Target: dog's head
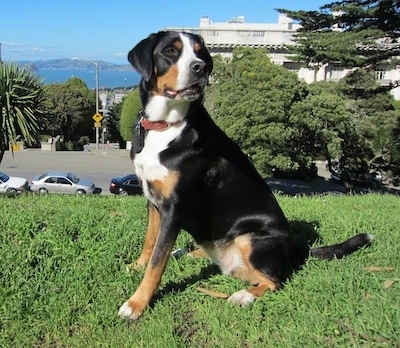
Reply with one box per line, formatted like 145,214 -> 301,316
128,31 -> 213,103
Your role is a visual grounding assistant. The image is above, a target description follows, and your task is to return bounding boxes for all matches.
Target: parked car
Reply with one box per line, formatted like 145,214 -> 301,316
109,174 -> 142,196
330,169 -> 382,188
0,172 -> 29,194
31,171 -> 96,195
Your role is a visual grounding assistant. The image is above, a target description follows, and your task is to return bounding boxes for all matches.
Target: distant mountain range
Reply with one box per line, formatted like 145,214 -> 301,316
19,58 -> 132,72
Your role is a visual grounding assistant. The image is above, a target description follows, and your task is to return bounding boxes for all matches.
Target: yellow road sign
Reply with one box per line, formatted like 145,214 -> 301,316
92,112 -> 103,122
94,121 -> 102,128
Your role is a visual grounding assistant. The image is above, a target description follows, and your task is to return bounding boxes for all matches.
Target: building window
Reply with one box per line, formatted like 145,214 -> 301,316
283,32 -> 295,40
327,67 -> 343,80
283,63 -> 298,72
237,31 -> 251,37
199,30 -> 218,36
252,31 -> 265,37
375,69 -> 386,80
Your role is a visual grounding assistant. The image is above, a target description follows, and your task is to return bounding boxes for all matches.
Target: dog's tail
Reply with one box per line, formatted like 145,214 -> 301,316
310,233 -> 373,260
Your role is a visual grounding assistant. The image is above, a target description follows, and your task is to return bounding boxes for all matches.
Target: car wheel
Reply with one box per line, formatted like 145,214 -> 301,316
76,189 -> 86,195
119,189 -> 128,196
5,187 -> 17,197
38,188 -> 48,195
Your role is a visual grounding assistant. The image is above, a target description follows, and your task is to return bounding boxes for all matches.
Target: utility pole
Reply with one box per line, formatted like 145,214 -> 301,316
72,58 -> 101,149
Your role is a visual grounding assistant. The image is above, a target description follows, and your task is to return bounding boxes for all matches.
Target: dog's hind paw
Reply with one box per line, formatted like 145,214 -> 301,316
227,290 -> 255,307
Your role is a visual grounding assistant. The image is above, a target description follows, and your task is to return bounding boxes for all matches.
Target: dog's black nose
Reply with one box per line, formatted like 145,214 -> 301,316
190,61 -> 206,75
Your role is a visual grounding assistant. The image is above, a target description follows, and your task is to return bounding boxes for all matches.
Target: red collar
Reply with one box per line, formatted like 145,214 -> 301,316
140,117 -> 171,131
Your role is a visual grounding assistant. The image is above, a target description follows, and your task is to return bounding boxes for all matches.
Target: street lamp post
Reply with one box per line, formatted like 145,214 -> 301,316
72,58 -> 100,149
94,61 -> 100,150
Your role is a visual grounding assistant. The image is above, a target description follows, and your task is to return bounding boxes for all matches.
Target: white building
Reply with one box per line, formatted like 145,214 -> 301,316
99,91 -> 127,114
165,15 -> 400,100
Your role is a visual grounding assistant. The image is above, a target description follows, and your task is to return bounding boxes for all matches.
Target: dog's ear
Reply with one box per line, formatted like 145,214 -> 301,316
128,33 -> 159,82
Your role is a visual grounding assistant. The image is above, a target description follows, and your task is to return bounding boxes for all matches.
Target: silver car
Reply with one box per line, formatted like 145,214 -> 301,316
0,172 -> 29,194
31,171 -> 96,195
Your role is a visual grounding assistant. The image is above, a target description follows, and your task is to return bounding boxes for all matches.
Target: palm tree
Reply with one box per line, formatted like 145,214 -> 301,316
0,62 -> 44,163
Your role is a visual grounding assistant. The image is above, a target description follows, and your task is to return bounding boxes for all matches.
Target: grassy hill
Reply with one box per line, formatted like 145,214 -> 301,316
0,193 -> 399,347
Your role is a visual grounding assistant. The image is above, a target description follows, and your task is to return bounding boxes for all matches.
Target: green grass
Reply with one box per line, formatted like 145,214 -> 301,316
0,193 -> 399,347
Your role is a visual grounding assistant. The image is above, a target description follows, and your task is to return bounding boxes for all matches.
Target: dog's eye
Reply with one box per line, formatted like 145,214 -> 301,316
165,47 -> 177,57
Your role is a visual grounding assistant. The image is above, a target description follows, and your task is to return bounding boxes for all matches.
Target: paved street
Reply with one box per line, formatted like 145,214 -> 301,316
1,148 -> 398,196
1,148 -> 134,195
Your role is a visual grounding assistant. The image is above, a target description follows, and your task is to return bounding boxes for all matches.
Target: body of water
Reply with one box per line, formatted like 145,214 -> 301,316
37,69 -> 141,89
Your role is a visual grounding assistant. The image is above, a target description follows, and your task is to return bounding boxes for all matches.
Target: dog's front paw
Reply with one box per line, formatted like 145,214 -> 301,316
118,300 -> 144,320
227,290 -> 255,307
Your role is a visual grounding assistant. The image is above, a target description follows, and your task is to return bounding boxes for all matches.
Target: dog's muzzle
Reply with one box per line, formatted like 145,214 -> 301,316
164,67 -> 209,101
164,82 -> 206,101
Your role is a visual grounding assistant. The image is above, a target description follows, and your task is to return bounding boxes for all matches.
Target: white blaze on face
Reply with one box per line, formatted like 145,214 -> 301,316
145,34 -> 202,123
176,33 -> 202,91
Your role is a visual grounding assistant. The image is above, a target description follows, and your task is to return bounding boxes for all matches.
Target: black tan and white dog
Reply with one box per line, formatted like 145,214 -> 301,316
118,31 -> 372,320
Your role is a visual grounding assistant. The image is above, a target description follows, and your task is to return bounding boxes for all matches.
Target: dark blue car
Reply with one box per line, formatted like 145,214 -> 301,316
109,174 -> 142,196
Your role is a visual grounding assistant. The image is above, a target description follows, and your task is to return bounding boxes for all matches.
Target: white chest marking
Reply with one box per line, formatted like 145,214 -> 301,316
133,122 -> 186,205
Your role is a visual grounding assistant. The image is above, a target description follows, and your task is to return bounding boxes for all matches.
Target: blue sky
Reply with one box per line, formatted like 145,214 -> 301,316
1,0 -> 329,64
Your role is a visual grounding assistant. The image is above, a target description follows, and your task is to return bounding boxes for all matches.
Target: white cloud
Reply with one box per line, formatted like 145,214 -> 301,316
1,42 -> 66,61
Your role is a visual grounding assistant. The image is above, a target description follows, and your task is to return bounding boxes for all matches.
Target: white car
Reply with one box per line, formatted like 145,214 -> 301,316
31,171 -> 96,195
0,172 -> 29,194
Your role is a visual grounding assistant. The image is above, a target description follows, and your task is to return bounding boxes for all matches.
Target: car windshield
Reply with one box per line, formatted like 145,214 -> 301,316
66,173 -> 79,184
38,174 -> 48,180
0,172 -> 10,183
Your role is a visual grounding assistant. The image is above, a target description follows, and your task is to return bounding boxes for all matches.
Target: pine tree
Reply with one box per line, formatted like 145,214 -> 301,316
277,0 -> 400,87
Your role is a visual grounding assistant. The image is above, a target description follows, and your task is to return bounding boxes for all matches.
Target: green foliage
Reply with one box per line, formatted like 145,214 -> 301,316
119,88 -> 141,141
391,103 -> 400,172
64,140 -> 75,151
288,71 -> 400,175
78,135 -> 90,147
326,0 -> 400,39
277,0 -> 400,69
205,47 -> 399,179
105,97 -> 125,146
290,80 -> 350,162
205,48 -> 311,177
289,29 -> 384,68
0,193 -> 399,347
0,62 -> 44,162
41,77 -> 95,146
338,69 -> 400,170
275,1 -> 400,177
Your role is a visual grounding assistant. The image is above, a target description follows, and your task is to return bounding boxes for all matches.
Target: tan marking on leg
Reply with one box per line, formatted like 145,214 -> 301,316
231,234 -> 279,299
128,204 -> 160,270
151,171 -> 180,199
120,252 -> 170,319
225,235 -> 279,307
